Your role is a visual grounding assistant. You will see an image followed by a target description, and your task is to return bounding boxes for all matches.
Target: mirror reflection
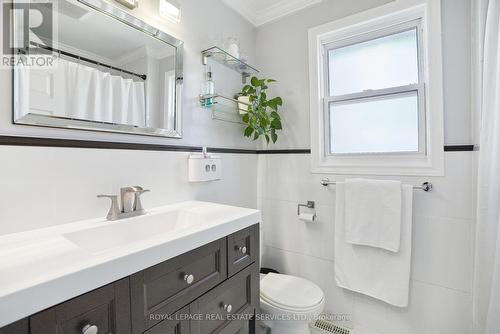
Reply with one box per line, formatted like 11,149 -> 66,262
14,0 -> 183,137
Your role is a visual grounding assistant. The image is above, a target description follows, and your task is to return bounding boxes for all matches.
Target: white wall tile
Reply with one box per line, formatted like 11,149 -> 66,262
0,148 -> 258,235
385,281 -> 472,334
262,199 -> 335,260
411,215 -> 473,292
259,152 -> 474,334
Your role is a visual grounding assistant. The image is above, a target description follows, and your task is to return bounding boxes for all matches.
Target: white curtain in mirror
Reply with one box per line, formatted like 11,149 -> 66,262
17,57 -> 146,127
473,0 -> 500,333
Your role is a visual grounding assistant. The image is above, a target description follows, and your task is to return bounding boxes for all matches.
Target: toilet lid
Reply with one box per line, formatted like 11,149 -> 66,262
260,273 -> 324,310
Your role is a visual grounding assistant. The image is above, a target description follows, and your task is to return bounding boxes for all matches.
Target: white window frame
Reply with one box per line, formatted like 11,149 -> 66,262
308,0 -> 444,176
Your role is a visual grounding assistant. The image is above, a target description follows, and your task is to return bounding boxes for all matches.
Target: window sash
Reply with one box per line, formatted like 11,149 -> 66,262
324,86 -> 426,156
322,19 -> 426,156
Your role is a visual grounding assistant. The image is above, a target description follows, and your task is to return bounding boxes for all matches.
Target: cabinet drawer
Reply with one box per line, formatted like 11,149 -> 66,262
227,225 -> 259,277
30,279 -> 131,334
142,307 -> 189,334
216,320 -> 249,334
131,238 -> 227,333
190,263 -> 258,334
0,319 -> 29,334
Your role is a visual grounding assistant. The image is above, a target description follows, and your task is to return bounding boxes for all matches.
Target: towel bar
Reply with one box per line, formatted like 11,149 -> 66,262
320,178 -> 433,192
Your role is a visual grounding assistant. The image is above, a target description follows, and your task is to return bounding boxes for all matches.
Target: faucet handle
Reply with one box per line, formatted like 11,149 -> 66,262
134,189 -> 150,212
97,194 -> 120,221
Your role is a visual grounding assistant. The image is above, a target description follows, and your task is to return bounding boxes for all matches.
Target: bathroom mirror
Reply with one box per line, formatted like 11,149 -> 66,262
13,0 -> 184,138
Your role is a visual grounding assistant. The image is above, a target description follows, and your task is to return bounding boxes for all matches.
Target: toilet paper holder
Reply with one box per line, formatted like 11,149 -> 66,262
297,201 -> 315,215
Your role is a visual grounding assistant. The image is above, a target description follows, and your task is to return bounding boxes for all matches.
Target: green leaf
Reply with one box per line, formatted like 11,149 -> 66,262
253,132 -> 260,140
270,111 -> 280,119
265,134 -> 270,144
267,79 -> 277,83
271,118 -> 282,130
244,126 -> 254,137
271,129 -> 278,143
251,77 -> 260,87
242,113 -> 249,123
268,97 -> 283,107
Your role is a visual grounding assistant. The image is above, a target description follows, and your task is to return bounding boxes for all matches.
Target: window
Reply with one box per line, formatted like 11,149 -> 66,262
308,2 -> 444,175
326,24 -> 423,154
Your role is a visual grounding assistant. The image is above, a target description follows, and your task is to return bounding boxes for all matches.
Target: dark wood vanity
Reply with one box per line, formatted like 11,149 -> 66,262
0,224 -> 260,334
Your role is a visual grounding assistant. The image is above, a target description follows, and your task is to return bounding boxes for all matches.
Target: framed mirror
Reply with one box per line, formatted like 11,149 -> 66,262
13,0 -> 184,138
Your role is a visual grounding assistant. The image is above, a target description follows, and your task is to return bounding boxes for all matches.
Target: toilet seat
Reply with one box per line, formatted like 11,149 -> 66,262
260,273 -> 324,312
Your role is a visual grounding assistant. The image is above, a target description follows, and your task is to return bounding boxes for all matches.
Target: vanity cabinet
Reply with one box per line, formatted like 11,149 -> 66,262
0,320 -> 29,334
142,307 -> 189,334
190,263 -> 258,334
130,238 -> 228,333
30,279 -> 131,334
0,224 -> 259,334
227,226 -> 258,277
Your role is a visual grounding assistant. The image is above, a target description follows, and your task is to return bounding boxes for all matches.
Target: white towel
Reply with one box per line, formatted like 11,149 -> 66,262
345,178 -> 402,252
335,182 -> 413,307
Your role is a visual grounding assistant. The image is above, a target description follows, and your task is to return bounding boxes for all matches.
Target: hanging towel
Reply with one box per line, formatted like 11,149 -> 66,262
335,182 -> 413,307
345,178 -> 402,252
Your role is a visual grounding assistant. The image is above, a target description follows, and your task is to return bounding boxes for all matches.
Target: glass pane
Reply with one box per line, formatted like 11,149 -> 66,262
328,28 -> 419,96
329,92 -> 419,154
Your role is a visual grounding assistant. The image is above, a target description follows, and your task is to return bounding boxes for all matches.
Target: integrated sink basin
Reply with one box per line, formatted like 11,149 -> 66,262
0,200 -> 260,327
63,209 -> 204,254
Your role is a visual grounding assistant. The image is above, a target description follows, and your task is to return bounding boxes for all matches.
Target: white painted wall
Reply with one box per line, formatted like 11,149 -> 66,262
256,0 -> 472,148
256,0 -> 475,333
0,0 -> 259,235
0,0 -> 257,148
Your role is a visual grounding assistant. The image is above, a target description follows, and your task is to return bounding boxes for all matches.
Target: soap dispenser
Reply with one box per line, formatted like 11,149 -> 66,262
201,67 -> 215,107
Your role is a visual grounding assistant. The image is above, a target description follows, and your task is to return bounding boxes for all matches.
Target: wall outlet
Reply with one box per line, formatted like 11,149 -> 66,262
188,154 -> 222,182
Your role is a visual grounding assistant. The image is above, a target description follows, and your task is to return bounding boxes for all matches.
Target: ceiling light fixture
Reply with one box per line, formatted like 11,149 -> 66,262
159,0 -> 181,23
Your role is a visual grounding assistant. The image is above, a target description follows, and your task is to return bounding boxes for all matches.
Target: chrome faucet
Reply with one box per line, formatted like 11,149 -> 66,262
98,186 -> 150,221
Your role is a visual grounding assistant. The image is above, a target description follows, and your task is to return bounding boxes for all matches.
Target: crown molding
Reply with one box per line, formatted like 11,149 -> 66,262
222,0 -> 257,26
223,0 -> 324,27
256,0 -> 324,26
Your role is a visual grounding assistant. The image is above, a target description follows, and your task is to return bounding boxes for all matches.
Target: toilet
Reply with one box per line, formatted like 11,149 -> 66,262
259,273 -> 325,334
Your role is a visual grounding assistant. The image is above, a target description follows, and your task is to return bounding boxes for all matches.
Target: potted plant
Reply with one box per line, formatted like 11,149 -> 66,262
238,77 -> 283,144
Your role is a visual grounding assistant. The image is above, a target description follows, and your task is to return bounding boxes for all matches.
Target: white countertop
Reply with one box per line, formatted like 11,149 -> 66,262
0,201 -> 260,327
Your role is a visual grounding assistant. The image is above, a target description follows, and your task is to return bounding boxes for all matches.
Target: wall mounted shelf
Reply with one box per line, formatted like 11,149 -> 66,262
201,46 -> 259,84
199,94 -> 250,124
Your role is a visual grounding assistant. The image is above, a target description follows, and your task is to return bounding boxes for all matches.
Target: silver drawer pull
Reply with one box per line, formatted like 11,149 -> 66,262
236,246 -> 247,254
184,274 -> 195,285
82,324 -> 98,334
223,304 -> 232,313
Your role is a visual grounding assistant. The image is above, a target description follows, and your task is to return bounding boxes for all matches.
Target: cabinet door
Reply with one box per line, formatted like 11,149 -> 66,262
0,319 -> 29,334
131,238 -> 227,333
142,307 -> 189,334
190,263 -> 258,334
30,279 -> 131,334
227,225 -> 259,277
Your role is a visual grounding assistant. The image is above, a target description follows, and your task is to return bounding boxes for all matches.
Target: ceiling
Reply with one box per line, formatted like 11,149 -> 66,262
222,0 -> 324,26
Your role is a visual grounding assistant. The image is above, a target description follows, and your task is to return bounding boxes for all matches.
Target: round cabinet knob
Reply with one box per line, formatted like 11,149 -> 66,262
237,246 -> 247,254
82,324 -> 98,334
184,274 -> 195,285
223,304 -> 233,313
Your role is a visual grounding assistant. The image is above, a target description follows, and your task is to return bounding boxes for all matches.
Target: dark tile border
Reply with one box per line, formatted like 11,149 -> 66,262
0,136 -> 475,154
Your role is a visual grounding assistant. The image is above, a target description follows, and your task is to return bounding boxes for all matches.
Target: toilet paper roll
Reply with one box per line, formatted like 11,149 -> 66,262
298,212 -> 316,222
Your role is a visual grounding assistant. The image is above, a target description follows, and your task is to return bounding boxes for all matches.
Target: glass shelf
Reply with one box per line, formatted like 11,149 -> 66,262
201,46 -> 259,83
199,94 -> 249,124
